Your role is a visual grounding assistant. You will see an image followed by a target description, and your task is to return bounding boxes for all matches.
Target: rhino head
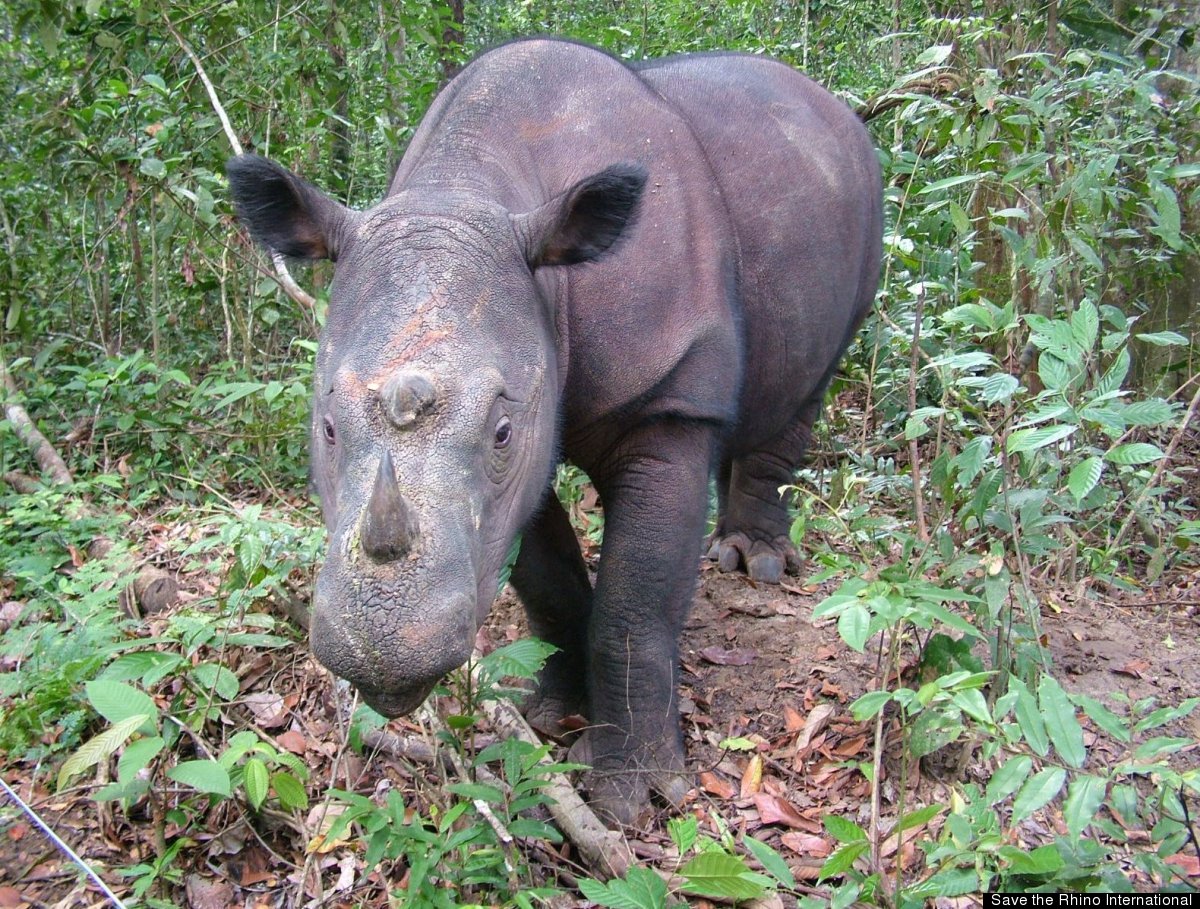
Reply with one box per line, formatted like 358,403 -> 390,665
226,155 -> 645,716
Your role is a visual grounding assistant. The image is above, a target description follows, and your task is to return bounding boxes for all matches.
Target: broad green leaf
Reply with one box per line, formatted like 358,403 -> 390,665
679,851 -> 765,900
446,782 -> 506,803
1063,775 -> 1107,838
824,815 -> 868,843
58,715 -> 149,790
918,174 -> 980,194
1121,400 -> 1175,427
1105,443 -> 1163,466
168,759 -> 231,797
1039,675 -> 1086,768
271,771 -> 308,812
117,735 -> 164,784
1070,300 -> 1099,351
838,603 -> 871,652
745,835 -> 796,888
139,156 -> 165,179
1010,676 -> 1049,757
1136,331 -> 1188,347
669,815 -> 698,856
578,866 -> 668,909
1073,694 -> 1130,743
819,841 -> 868,880
1095,348 -> 1130,397
1007,424 -> 1076,454
190,663 -> 240,701
243,757 -> 269,810
85,680 -> 158,735
986,755 -> 1033,805
1012,767 -> 1067,821
914,44 -> 954,66
1133,736 -> 1191,762
952,437 -> 992,486
1067,456 -> 1103,502
850,690 -> 893,721
895,804 -> 943,833
998,843 -> 1064,875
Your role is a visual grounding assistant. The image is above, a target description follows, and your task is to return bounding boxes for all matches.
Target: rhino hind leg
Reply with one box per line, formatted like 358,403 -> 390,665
509,494 -> 593,737
706,397 -> 825,583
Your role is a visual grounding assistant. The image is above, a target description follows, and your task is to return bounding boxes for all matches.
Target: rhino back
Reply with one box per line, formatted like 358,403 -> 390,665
387,40 -> 744,460
637,54 -> 882,452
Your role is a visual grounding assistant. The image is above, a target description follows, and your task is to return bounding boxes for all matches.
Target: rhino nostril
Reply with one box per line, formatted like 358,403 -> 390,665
380,370 -> 437,428
361,449 -> 419,562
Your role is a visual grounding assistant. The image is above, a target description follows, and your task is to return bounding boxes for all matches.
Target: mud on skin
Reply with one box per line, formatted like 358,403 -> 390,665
226,38 -> 882,827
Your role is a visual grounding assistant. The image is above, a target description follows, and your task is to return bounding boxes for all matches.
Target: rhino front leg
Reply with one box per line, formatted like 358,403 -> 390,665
580,420 -> 717,826
510,494 -> 593,736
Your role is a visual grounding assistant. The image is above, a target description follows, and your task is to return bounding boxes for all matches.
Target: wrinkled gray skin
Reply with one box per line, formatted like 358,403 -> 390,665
227,38 -> 881,826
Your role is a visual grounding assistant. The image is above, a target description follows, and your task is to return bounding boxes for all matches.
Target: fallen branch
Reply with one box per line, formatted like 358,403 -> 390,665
478,693 -> 635,880
1,357 -> 73,486
1,358 -> 179,616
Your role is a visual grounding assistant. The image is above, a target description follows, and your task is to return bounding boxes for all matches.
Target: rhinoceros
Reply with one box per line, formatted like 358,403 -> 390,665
227,37 -> 880,824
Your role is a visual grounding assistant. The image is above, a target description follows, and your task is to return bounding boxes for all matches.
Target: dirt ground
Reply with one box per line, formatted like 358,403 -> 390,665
1,531 -> 1199,907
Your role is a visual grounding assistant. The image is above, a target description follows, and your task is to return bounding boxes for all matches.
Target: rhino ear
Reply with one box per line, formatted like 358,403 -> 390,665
226,154 -> 354,261
512,163 -> 648,269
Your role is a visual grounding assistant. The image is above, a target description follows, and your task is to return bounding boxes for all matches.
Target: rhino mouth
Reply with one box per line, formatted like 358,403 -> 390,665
356,681 -> 438,718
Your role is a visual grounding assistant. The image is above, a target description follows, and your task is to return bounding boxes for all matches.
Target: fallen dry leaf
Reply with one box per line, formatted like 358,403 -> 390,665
699,646 -> 757,666
780,831 -> 832,856
793,703 -> 836,755
700,771 -> 736,799
243,691 -> 289,727
784,705 -> 805,732
753,792 -> 808,828
0,887 -> 25,909
1166,853 -> 1200,876
1115,658 -> 1150,678
833,734 -> 869,758
276,730 -> 307,755
185,874 -> 235,909
740,754 -> 763,798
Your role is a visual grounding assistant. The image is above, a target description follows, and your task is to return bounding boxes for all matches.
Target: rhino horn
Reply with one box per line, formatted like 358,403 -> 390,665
381,370 -> 437,428
362,449 -> 418,563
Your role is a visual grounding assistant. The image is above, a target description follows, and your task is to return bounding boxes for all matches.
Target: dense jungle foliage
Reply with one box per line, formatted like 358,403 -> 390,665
1,0 -> 1198,906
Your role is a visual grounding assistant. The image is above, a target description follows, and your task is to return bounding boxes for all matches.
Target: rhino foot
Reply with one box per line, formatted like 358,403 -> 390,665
522,685 -> 587,739
706,531 -> 801,584
568,729 -> 691,827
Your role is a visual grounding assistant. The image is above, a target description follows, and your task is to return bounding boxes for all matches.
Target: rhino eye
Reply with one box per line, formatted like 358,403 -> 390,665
322,416 -> 336,445
494,416 -> 512,449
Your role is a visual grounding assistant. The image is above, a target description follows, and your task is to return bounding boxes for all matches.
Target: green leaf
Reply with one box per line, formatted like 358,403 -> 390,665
999,843 -> 1064,875
668,815 -> 698,856
819,841 -> 868,881
578,866 -> 668,909
1067,457 -> 1103,502
1039,675 -> 1086,768
1136,331 -> 1188,347
680,851 -> 766,900
1012,767 -> 1067,821
896,804 -> 943,833
1073,695 -> 1130,743
117,736 -> 164,784
838,603 -> 871,652
271,772 -> 308,812
1010,676 -> 1049,757
953,437 -> 992,486
190,663 -> 240,701
1105,443 -> 1164,465
986,755 -> 1033,805
1120,400 -> 1175,427
1070,301 -> 1099,351
139,157 -> 165,179
168,759 -> 231,797
446,782 -> 506,803
824,815 -> 868,843
918,174 -> 980,194
1063,775 -> 1107,838
850,690 -> 893,721
745,836 -> 796,889
1007,424 -> 1077,454
85,680 -> 158,735
243,757 -> 269,810
58,715 -> 149,790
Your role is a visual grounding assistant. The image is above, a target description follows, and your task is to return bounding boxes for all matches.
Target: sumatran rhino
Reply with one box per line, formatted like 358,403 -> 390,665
227,38 -> 881,825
